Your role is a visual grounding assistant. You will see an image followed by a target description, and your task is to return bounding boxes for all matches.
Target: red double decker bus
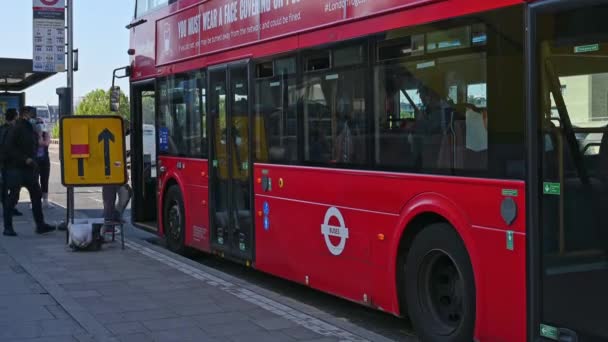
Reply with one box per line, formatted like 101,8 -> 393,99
126,0 -> 608,340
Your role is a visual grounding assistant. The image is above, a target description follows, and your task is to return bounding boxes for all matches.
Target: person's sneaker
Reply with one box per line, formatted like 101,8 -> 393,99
3,229 -> 17,237
35,224 -> 56,235
12,209 -> 23,216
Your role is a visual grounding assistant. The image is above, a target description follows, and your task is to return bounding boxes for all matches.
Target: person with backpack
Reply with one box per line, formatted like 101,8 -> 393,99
2,106 -> 55,236
0,109 -> 22,221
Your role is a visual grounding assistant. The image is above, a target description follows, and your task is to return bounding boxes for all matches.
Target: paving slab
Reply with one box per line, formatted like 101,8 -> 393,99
0,203 -> 396,342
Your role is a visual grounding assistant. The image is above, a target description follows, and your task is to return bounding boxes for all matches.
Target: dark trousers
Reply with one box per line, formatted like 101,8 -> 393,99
0,170 -> 6,212
36,158 -> 50,194
1,170 -> 19,215
3,168 -> 44,230
102,185 -> 120,221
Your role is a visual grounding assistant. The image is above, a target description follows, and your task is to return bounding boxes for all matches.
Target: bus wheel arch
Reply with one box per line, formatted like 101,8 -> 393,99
396,212 -> 479,341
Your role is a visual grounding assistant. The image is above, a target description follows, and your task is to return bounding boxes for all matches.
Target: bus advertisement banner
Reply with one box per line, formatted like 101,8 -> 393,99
156,0 -> 435,65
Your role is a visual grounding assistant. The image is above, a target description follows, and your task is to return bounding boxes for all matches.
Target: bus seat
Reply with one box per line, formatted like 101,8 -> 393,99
437,117 -> 480,171
436,131 -> 453,169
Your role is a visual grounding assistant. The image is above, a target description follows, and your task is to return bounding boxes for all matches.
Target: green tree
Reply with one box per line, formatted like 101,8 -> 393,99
51,122 -> 60,139
75,88 -> 130,118
142,92 -> 155,124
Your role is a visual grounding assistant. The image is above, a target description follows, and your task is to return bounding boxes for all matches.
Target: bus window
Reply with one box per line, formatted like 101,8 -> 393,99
254,57 -> 298,163
302,47 -> 368,166
158,72 -> 206,157
465,83 -> 488,153
374,54 -> 487,171
136,0 -> 169,18
374,21 -> 493,173
373,5 -> 525,179
401,89 -> 422,120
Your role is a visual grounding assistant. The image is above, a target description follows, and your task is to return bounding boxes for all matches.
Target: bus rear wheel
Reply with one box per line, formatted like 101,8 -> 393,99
404,223 -> 475,342
163,186 -> 186,254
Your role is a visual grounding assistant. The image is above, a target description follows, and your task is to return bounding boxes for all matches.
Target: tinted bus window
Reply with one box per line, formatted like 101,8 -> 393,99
374,7 -> 524,178
375,51 -> 488,171
302,46 -> 368,166
254,58 -> 298,163
158,71 -> 207,157
136,0 -> 169,17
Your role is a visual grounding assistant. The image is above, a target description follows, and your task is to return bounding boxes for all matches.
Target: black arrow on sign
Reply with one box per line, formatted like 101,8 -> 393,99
77,159 -> 84,177
98,128 -> 115,176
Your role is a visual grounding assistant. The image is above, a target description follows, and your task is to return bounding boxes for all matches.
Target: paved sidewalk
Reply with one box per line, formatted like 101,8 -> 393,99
0,203 -> 396,342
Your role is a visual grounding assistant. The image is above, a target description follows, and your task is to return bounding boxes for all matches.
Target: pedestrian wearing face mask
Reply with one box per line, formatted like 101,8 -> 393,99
33,117 -> 51,208
2,106 -> 55,236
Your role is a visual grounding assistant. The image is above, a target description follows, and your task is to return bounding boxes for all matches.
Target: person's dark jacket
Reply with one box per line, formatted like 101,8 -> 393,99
4,119 -> 38,169
0,123 -> 12,166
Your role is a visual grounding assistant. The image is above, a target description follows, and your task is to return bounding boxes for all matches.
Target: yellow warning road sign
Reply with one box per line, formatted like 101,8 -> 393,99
60,115 -> 127,186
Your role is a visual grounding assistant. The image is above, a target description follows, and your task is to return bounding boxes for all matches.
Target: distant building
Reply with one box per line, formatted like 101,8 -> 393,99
553,74 -> 608,126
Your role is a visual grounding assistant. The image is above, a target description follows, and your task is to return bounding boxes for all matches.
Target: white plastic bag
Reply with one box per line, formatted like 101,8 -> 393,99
68,218 -> 105,251
68,223 -> 93,249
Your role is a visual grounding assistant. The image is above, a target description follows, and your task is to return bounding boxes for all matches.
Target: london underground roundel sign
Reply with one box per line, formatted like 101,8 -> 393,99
35,0 -> 63,7
321,207 -> 350,256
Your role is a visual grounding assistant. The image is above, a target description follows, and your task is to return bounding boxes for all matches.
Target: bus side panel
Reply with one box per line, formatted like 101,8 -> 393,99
158,156 -> 181,237
254,191 -> 393,304
471,227 -> 526,342
253,164 -> 526,341
182,159 -> 211,252
158,156 -> 211,252
379,183 -> 527,342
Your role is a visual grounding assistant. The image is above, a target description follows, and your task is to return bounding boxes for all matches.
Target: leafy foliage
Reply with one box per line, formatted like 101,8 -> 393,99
51,122 -> 60,139
75,88 -> 130,118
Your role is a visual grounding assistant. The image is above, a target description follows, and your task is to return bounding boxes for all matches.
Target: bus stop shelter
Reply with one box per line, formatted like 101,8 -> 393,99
0,58 -> 55,114
0,58 -> 55,92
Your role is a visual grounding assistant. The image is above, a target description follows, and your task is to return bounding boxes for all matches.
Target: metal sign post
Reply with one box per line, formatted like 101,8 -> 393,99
66,0 -> 74,224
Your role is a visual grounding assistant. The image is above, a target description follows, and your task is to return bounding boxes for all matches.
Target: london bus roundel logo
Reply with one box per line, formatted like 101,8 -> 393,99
321,207 -> 349,256
40,0 -> 60,6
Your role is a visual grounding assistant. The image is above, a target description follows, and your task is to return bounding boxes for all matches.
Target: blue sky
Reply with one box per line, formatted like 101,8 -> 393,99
0,0 -> 135,105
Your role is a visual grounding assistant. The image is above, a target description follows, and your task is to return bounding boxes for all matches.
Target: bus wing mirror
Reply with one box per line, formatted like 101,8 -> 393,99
110,66 -> 130,113
110,86 -> 121,112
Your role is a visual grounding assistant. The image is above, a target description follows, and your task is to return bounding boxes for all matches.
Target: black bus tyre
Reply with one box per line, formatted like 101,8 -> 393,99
163,186 -> 186,254
405,223 -> 476,342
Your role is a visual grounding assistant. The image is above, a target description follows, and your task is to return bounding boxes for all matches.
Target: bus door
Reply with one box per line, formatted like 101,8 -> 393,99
208,61 -> 254,261
532,2 -> 608,340
131,80 -> 158,231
